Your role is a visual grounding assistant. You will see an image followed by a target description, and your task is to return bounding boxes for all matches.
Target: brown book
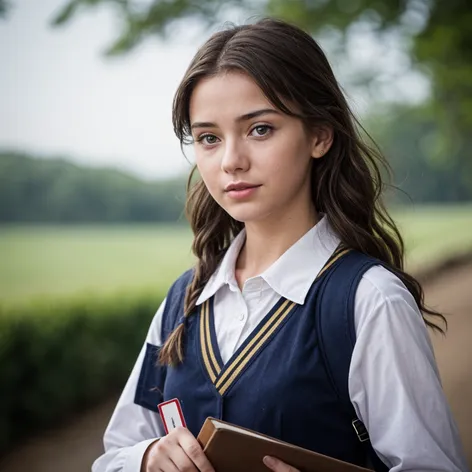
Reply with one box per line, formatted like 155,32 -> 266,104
197,417 -> 372,472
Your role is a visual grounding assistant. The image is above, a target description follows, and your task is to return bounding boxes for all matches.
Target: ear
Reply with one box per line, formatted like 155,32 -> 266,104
310,125 -> 334,159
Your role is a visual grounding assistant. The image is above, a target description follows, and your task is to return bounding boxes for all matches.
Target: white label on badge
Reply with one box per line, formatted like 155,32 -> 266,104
158,398 -> 186,434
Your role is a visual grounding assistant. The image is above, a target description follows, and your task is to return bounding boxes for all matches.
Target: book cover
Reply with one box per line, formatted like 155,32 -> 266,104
197,417 -> 372,472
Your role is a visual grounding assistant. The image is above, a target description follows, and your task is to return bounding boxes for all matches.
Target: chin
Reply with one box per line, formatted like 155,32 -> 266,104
224,207 -> 271,224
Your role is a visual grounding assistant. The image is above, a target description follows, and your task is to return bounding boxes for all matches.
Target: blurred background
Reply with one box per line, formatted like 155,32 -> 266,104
0,0 -> 471,470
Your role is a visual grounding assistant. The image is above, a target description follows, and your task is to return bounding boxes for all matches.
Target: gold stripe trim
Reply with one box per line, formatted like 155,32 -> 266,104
316,248 -> 350,280
205,299 -> 221,376
215,298 -> 292,390
331,243 -> 346,258
200,301 -> 216,383
209,245 -> 350,394
218,301 -> 296,396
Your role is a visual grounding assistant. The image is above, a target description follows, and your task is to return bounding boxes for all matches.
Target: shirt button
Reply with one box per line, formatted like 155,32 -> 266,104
239,313 -> 245,321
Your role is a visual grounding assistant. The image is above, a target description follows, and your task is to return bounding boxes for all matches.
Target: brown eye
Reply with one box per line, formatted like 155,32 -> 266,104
204,135 -> 217,144
251,125 -> 272,137
198,134 -> 219,145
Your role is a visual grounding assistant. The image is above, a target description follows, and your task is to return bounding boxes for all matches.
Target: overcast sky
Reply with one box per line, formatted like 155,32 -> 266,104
0,1 -> 429,180
0,0 -> 201,179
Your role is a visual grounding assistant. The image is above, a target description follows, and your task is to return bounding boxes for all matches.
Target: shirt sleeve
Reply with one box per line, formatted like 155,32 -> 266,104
349,266 -> 468,471
92,298 -> 167,472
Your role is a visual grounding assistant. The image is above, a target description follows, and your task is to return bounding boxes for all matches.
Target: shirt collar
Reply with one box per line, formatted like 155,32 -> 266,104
196,229 -> 246,305
261,215 -> 340,304
195,215 -> 340,306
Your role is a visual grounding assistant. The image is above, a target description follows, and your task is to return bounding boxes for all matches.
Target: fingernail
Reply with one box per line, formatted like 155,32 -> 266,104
263,456 -> 276,468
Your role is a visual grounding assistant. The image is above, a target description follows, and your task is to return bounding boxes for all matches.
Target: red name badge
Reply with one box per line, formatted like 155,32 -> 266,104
158,398 -> 187,434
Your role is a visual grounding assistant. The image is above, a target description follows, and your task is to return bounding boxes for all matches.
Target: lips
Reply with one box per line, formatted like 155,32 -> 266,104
224,182 -> 261,192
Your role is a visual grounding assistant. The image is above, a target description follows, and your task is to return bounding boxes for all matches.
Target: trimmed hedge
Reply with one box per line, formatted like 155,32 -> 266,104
0,290 -> 163,455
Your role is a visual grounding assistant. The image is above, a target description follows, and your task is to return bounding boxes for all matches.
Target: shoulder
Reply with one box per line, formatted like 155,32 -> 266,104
161,268 -> 196,339
163,267 -> 195,315
354,263 -> 425,337
168,268 -> 195,294
358,264 -> 413,304
146,268 -> 195,345
162,268 -> 195,308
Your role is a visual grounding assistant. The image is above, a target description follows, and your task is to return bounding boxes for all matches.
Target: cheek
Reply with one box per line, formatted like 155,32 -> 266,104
261,138 -> 311,179
196,155 -> 221,197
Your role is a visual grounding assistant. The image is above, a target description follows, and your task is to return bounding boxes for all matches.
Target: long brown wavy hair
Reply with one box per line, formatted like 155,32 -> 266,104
159,17 -> 445,366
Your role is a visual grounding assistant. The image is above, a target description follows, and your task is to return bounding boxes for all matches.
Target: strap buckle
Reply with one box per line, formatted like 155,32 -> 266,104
352,418 -> 370,443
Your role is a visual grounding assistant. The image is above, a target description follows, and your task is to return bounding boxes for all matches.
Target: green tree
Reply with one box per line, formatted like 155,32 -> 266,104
0,0 -> 10,18
51,1 -> 472,124
50,0 -> 472,194
366,104 -> 472,203
0,151 -> 188,223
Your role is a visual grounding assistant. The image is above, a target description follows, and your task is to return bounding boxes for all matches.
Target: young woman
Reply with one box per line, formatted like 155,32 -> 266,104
93,18 -> 467,472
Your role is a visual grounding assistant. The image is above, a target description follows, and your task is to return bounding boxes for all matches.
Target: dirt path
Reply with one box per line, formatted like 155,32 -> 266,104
425,262 -> 472,466
1,262 -> 471,471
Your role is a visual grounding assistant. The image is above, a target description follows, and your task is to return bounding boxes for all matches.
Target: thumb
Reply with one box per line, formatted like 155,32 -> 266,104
263,456 -> 298,472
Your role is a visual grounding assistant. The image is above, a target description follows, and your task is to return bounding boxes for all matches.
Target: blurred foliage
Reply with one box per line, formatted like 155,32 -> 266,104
367,104 -> 472,203
0,151 -> 188,222
0,0 -> 9,18
50,0 -> 472,201
0,140 -> 470,226
50,1 -> 472,123
0,290 -> 162,454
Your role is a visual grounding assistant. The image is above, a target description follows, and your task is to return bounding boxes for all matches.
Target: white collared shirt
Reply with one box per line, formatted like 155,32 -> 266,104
92,216 -> 468,472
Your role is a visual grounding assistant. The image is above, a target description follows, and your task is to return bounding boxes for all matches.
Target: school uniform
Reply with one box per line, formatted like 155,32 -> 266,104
92,215 -> 467,472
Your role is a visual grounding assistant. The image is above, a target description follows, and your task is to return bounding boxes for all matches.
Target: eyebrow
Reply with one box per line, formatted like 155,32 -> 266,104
190,108 -> 280,130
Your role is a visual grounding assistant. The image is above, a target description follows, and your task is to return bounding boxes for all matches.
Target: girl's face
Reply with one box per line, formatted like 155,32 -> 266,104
189,71 -> 322,224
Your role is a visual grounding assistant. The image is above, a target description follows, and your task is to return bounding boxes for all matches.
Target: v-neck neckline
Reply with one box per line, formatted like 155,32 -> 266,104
197,243 -> 350,397
198,295 -> 297,396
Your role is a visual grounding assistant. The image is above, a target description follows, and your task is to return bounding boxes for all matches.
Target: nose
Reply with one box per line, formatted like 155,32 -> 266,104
221,139 -> 249,174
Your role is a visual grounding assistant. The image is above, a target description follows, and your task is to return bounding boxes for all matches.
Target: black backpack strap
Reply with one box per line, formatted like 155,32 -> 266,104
315,250 -> 389,471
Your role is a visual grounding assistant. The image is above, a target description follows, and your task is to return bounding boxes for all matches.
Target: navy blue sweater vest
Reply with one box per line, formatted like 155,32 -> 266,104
134,248 -> 390,470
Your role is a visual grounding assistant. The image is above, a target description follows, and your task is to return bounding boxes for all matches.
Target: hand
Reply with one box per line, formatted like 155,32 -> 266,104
263,456 -> 300,472
142,427 -> 215,472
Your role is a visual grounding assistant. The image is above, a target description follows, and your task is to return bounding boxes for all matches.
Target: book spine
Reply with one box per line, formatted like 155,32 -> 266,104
196,418 -> 216,450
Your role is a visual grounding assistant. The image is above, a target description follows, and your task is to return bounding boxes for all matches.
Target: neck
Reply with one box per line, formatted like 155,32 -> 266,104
235,205 -> 319,284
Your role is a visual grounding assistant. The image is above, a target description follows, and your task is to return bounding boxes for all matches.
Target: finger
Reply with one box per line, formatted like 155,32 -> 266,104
178,431 -> 215,472
263,456 -> 300,472
146,437 -> 180,472
170,447 -> 199,472
149,456 -> 179,472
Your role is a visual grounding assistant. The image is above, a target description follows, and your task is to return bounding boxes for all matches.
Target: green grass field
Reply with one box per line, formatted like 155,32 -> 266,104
0,224 -> 194,305
1,205 -> 471,305
395,205 -> 472,273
